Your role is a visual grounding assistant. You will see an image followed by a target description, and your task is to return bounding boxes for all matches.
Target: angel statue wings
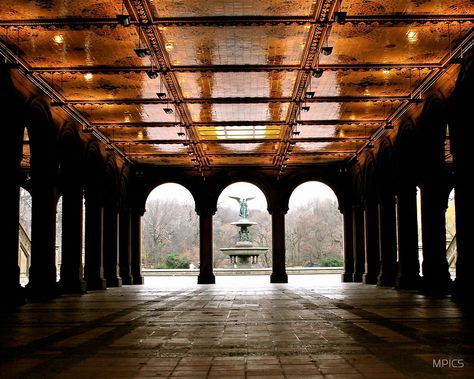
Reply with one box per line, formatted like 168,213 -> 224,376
229,196 -> 255,219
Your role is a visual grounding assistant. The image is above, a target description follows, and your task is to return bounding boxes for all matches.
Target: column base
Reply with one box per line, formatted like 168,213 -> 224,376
2,285 -> 26,307
452,279 -> 474,307
396,274 -> 421,290
420,276 -> 452,296
105,277 -> 122,287
59,279 -> 87,294
363,273 -> 378,285
198,273 -> 215,284
341,272 -> 354,282
353,272 -> 363,282
132,275 -> 144,285
86,277 -> 107,291
25,281 -> 61,302
120,275 -> 134,285
378,273 -> 396,287
270,272 -> 288,283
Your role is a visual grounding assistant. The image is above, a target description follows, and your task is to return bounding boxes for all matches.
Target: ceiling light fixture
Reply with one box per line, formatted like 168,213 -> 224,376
117,1 -> 131,27
321,46 -> 333,56
156,92 -> 167,99
163,107 -> 173,114
384,121 -> 394,130
292,131 -> 300,136
301,105 -> 310,112
334,11 -> 347,24
177,131 -> 185,137
306,91 -> 315,99
84,72 -> 93,80
146,70 -> 159,79
313,69 -> 324,78
117,14 -> 131,27
135,48 -> 150,58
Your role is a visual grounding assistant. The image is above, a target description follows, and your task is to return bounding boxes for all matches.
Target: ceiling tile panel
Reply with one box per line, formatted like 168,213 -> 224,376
310,69 -> 430,97
189,103 -> 289,122
148,0 -> 314,17
176,71 -> 297,98
300,101 -> 401,121
346,0 -> 474,15
0,0 -> 121,19
84,104 -> 177,123
4,26 -> 148,67
161,25 -> 307,66
98,126 -> 181,141
45,72 -> 168,100
297,124 -> 379,139
321,23 -> 472,65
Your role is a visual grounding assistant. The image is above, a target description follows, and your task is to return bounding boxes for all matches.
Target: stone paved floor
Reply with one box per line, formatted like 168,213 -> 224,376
1,275 -> 473,378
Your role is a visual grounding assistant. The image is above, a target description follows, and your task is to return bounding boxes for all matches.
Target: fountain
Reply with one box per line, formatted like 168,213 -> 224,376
220,196 -> 269,267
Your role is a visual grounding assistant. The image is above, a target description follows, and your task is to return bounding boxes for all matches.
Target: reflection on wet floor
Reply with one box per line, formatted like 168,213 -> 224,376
1,275 -> 473,378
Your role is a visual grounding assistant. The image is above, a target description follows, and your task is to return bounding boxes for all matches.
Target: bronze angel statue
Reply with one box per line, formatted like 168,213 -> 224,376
229,196 -> 255,219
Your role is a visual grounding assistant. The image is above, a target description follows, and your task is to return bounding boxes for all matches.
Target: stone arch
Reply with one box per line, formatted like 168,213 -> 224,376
84,140 -> 106,201
284,172 -> 344,213
375,137 -> 395,199
209,171 -> 275,214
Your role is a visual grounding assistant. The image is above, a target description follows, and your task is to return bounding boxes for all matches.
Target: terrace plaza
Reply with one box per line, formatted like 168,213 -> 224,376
1,0 -> 474,378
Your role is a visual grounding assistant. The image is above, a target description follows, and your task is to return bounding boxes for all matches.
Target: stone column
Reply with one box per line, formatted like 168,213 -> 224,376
130,209 -> 144,285
197,209 -> 215,284
341,208 -> 354,282
103,204 -> 122,287
26,177 -> 60,300
84,195 -> 106,290
352,205 -> 365,282
119,208 -> 133,285
396,185 -> 420,289
420,184 -> 451,293
377,194 -> 397,287
2,170 -> 24,304
270,207 -> 288,283
59,185 -> 87,293
364,200 -> 380,284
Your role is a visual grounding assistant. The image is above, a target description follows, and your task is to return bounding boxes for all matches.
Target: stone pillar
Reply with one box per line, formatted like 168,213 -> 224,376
197,209 -> 215,284
59,185 -> 87,293
26,178 -> 60,300
342,208 -> 354,282
119,208 -> 133,285
377,194 -> 397,287
364,200 -> 380,284
103,205 -> 122,287
130,209 -> 144,285
270,207 -> 288,283
84,195 -> 106,290
2,171 -> 24,304
420,184 -> 451,293
352,205 -> 365,282
396,185 -> 421,289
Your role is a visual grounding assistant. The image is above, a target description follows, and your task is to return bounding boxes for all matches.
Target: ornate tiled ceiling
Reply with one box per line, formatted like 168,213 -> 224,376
1,0 -> 473,170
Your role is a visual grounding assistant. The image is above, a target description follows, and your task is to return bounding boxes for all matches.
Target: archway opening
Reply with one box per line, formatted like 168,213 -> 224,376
56,195 -> 63,280
286,182 -> 343,268
214,182 -> 270,269
19,187 -> 32,286
142,183 -> 198,270
446,188 -> 456,279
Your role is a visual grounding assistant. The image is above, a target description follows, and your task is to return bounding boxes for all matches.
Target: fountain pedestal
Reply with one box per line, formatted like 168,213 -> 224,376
220,218 -> 268,268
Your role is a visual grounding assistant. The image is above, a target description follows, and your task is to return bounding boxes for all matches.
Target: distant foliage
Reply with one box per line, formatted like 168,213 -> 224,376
142,197 -> 344,269
318,256 -> 344,267
160,253 -> 191,269
285,199 -> 343,267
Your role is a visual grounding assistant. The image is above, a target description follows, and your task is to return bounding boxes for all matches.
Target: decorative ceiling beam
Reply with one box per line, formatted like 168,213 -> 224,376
28,63 -> 440,74
92,120 -> 383,128
2,14 -> 472,28
63,96 -> 409,105
112,136 -> 368,144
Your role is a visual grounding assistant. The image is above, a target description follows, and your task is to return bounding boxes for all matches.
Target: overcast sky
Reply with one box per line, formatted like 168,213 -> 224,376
147,181 -> 337,210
